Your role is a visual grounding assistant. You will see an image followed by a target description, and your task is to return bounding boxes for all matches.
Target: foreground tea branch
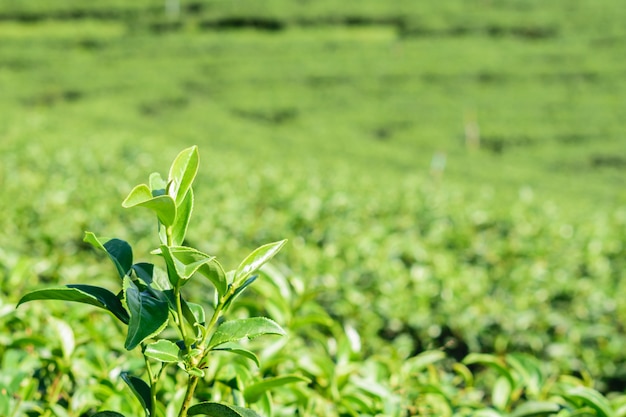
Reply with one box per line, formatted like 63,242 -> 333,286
18,146 -> 301,417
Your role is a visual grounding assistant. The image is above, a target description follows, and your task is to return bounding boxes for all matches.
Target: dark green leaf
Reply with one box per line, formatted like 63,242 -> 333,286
144,340 -> 181,363
92,412 -> 127,417
121,372 -> 151,416
188,402 -> 262,417
167,145 -> 199,206
83,232 -> 133,279
122,184 -> 176,227
123,277 -> 169,350
17,285 -> 129,324
208,317 -> 286,350
132,263 -> 172,291
234,240 -> 287,286
244,375 -> 311,403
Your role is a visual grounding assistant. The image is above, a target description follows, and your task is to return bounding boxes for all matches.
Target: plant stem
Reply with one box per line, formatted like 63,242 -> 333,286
178,375 -> 200,417
174,286 -> 188,348
145,354 -> 158,417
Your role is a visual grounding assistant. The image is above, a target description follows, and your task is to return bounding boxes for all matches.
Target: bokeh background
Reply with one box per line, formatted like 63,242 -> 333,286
1,1 -> 626,416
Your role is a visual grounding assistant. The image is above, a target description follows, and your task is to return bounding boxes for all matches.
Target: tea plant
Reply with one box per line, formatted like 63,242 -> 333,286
17,146 -> 301,417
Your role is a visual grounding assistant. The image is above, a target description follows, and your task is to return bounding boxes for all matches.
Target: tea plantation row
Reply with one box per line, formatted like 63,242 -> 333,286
1,0 -> 625,415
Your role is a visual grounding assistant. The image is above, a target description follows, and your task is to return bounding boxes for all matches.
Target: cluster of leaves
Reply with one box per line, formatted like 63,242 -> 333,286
13,147 -> 309,417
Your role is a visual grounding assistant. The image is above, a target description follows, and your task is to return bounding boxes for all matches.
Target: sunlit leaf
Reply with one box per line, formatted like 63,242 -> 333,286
144,340 -> 181,363
566,387 -> 615,417
172,187 -> 193,246
208,317 -> 286,350
122,183 -> 176,227
167,145 -> 199,206
510,401 -> 561,417
234,240 -> 287,286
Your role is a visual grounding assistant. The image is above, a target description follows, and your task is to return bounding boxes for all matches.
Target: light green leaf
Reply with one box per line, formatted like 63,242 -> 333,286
213,342 -> 260,367
492,376 -> 512,411
144,340 -> 181,363
167,145 -> 199,206
122,183 -> 176,227
160,245 -> 226,294
83,232 -> 133,279
244,375 -> 311,403
172,187 -> 193,246
510,401 -> 561,417
234,240 -> 287,286
149,172 -> 167,196
188,402 -> 262,417
123,277 -> 169,350
405,350 -> 446,372
566,387 -> 615,417
17,285 -> 130,324
121,372 -> 151,417
208,317 -> 286,350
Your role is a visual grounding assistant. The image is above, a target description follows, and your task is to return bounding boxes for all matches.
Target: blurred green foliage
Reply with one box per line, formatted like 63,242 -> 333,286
1,0 -> 625,415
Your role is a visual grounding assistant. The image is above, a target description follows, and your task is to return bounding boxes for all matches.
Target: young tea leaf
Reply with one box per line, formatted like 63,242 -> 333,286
208,317 -> 286,350
167,145 -> 199,206
83,232 -> 133,279
122,184 -> 176,227
234,240 -> 287,286
187,402 -> 262,417
123,277 -> 169,350
171,187 -> 193,246
121,372 -> 152,416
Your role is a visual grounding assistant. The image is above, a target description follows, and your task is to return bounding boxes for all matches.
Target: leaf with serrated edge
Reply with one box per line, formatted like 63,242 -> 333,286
234,240 -> 287,286
144,339 -> 181,363
167,146 -> 199,206
123,277 -> 169,350
208,317 -> 285,350
244,375 -> 311,403
122,184 -> 176,227
188,402 -> 262,417
83,232 -> 133,279
17,285 -> 129,324
121,372 -> 151,416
